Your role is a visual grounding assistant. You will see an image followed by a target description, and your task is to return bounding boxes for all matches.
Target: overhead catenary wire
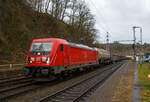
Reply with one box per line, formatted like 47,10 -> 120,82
86,0 -> 112,33
86,0 -> 113,43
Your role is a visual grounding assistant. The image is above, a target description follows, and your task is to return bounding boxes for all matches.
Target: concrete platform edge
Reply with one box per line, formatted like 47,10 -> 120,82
132,63 -> 142,102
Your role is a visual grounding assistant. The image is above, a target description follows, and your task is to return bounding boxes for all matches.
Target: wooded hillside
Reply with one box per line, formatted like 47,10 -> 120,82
0,0 -> 98,63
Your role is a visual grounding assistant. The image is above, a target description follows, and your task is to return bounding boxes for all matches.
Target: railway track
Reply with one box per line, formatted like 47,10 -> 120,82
35,62 -> 126,102
0,76 -> 36,101
0,62 -> 125,102
0,76 -> 32,87
0,74 -> 24,81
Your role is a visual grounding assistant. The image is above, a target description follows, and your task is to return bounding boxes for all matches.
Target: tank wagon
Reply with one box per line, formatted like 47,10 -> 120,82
111,53 -> 127,62
96,48 -> 111,64
24,38 -> 99,81
96,48 -> 127,64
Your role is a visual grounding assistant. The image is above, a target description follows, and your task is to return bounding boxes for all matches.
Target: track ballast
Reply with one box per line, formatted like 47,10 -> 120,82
36,62 -> 125,102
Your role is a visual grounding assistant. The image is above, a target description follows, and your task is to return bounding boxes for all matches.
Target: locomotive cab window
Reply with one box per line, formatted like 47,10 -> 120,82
60,44 -> 64,52
30,42 -> 53,55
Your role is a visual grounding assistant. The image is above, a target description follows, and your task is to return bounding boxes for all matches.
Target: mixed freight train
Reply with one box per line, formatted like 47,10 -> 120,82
24,38 -> 126,81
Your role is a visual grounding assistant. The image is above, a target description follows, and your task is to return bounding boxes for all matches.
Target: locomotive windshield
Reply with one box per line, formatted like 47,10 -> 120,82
30,42 -> 53,55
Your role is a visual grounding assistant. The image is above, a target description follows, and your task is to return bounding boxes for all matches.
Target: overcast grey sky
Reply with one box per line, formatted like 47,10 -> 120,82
86,0 -> 150,44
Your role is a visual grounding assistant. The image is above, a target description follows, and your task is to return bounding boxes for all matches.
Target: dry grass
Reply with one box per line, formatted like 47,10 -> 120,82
111,63 -> 135,102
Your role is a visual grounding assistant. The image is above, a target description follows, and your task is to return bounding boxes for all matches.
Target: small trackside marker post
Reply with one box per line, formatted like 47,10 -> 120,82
10,64 -> 12,68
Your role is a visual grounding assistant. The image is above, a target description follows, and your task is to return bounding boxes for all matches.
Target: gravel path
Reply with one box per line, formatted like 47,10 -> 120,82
88,62 -> 136,102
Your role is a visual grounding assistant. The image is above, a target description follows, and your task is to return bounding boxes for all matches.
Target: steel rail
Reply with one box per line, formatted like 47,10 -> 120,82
35,62 -> 125,102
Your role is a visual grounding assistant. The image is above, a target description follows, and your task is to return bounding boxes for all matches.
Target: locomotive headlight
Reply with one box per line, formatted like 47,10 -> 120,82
46,57 -> 50,64
42,57 -> 50,64
28,57 -> 34,63
30,57 -> 35,61
42,57 -> 47,61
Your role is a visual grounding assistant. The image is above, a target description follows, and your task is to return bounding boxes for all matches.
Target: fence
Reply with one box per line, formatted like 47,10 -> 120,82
0,64 -> 26,69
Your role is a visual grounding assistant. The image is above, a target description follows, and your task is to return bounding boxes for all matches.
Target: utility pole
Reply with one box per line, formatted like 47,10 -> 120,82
140,28 -> 143,64
106,32 -> 109,51
106,32 -> 112,60
140,28 -> 142,45
133,26 -> 136,61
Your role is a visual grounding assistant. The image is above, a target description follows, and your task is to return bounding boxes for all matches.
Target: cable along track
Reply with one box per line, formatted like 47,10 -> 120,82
36,62 -> 126,102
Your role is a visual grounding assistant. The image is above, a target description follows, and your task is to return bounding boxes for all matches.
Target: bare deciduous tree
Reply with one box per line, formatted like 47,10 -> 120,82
25,0 -> 98,45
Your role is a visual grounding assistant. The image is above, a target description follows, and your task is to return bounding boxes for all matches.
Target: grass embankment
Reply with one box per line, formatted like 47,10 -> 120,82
139,63 -> 150,102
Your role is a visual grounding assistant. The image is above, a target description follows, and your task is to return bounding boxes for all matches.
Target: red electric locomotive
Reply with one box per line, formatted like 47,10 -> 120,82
24,38 -> 99,81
